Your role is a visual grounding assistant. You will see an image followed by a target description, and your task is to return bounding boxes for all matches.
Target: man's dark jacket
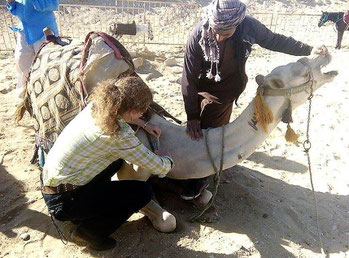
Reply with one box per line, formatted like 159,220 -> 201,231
181,15 -> 313,121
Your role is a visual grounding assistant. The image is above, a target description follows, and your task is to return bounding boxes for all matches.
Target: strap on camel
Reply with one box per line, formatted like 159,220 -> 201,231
190,126 -> 225,222
78,31 -> 135,108
147,102 -> 182,125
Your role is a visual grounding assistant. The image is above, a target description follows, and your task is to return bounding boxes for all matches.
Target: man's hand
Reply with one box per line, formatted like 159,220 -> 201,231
186,119 -> 203,141
311,45 -> 328,56
6,0 -> 15,3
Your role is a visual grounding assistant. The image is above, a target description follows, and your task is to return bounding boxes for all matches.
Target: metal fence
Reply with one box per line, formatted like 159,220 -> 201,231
0,1 -> 201,52
0,6 -> 16,51
1,1 -> 348,52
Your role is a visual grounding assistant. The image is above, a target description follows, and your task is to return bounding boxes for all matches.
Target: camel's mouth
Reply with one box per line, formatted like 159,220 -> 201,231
314,54 -> 338,78
323,70 -> 338,76
319,64 -> 338,78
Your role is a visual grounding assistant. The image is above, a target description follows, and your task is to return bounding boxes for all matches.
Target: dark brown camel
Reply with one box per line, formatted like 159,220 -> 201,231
318,11 -> 349,49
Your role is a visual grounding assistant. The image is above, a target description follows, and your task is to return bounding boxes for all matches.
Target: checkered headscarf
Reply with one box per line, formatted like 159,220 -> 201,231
199,0 -> 246,82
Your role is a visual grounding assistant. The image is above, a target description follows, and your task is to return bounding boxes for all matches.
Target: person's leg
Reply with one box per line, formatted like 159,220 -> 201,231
42,175 -> 152,250
32,35 -> 46,54
181,102 -> 233,200
72,179 -> 152,237
68,179 -> 151,250
14,31 -> 35,98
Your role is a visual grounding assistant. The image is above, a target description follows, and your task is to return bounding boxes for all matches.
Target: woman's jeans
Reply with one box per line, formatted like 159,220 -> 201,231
42,160 -> 152,237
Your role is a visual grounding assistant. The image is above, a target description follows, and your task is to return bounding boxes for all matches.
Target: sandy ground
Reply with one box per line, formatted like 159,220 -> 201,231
1,1 -> 349,258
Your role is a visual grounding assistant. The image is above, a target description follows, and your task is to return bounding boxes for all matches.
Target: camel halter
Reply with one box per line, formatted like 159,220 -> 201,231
254,66 -> 315,142
190,126 -> 225,222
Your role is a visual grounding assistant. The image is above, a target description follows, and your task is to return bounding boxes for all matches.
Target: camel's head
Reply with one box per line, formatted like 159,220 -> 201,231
318,11 -> 329,27
255,53 -> 338,108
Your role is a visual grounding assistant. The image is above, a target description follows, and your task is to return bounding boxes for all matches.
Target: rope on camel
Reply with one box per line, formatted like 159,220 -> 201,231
255,84 -> 325,254
190,126 -> 225,222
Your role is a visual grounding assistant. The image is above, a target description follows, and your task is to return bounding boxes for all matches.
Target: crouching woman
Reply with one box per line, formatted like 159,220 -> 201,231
41,76 -> 173,250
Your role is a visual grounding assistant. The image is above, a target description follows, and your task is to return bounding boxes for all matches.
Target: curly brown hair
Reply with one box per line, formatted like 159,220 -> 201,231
90,76 -> 152,136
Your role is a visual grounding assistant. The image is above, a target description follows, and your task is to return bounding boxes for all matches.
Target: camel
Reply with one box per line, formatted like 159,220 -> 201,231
17,33 -> 338,234
116,54 -> 338,233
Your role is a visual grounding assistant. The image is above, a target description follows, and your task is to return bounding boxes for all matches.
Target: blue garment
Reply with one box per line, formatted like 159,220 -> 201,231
6,0 -> 59,45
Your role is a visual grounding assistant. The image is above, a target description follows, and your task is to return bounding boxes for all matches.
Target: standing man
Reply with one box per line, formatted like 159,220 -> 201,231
6,0 -> 59,99
180,0 -> 327,200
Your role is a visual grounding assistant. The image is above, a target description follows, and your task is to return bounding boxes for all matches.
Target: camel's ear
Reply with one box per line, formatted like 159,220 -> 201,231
266,76 -> 285,89
298,57 -> 310,66
255,74 -> 265,86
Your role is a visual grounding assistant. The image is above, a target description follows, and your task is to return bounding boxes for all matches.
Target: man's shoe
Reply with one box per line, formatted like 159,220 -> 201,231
71,227 -> 116,251
180,178 -> 209,201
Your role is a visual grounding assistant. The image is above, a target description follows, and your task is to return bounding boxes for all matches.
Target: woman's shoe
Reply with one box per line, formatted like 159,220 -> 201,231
71,226 -> 116,251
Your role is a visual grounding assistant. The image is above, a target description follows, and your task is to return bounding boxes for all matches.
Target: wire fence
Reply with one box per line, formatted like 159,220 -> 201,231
1,1 -> 348,52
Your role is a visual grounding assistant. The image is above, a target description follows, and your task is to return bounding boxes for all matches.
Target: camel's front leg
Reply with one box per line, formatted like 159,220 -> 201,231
114,161 -> 152,181
140,199 -> 176,233
113,162 -> 176,232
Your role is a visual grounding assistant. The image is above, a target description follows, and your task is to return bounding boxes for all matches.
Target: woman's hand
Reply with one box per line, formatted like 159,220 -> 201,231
144,122 -> 161,138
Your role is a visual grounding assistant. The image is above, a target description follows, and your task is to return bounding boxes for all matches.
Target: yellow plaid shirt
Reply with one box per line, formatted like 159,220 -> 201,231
42,104 -> 173,186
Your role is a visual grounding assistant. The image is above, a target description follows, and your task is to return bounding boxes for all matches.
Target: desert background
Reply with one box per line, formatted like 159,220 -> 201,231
0,0 -> 349,257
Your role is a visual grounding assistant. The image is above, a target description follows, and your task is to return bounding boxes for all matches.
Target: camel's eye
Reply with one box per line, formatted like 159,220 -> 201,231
303,71 -> 312,81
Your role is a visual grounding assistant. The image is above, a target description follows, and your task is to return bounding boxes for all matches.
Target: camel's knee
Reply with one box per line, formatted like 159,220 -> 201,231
140,200 -> 176,233
114,161 -> 150,181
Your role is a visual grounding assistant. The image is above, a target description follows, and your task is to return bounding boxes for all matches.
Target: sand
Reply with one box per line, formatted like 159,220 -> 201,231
0,1 -> 349,257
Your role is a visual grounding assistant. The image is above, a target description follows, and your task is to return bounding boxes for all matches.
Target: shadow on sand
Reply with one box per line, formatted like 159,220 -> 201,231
1,159 -> 348,257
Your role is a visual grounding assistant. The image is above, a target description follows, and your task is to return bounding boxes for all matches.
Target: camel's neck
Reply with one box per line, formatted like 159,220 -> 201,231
328,12 -> 343,22
140,95 -> 288,179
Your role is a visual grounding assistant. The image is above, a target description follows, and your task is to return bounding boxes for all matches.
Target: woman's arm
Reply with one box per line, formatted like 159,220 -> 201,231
127,118 -> 161,138
32,0 -> 59,12
111,130 -> 173,177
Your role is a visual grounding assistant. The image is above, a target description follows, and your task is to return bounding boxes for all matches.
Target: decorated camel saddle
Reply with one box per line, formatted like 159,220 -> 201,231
16,32 -> 134,157
16,32 -> 179,164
